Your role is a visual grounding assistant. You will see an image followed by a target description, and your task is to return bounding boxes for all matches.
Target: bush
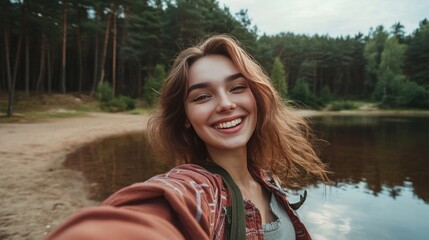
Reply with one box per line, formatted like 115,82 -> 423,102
118,95 -> 136,110
104,97 -> 127,112
318,85 -> 333,104
379,79 -> 429,108
290,78 -> 320,108
102,96 -> 136,112
329,101 -> 358,111
96,82 -> 113,103
96,82 -> 136,112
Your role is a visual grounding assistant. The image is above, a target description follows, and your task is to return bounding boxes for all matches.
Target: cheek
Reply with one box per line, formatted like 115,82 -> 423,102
242,92 -> 257,113
186,104 -> 212,127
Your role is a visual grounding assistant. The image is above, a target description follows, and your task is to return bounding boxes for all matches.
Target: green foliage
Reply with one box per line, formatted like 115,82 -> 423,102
270,57 -> 288,98
391,22 -> 406,43
406,20 -> 429,87
96,82 -> 136,112
371,36 -> 429,108
103,96 -> 136,112
363,26 -> 389,94
379,79 -> 429,108
143,64 -> 166,106
290,78 -> 319,108
329,101 -> 358,111
361,28 -> 429,109
118,95 -> 136,110
96,82 -> 113,103
373,37 -> 407,100
122,0 -> 165,66
319,85 -> 333,104
3,0 -> 429,111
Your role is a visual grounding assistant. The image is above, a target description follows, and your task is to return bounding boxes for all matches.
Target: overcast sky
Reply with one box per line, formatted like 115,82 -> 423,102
217,0 -> 429,37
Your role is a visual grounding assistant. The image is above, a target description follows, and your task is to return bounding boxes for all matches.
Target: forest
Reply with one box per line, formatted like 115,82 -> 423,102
1,0 -> 429,117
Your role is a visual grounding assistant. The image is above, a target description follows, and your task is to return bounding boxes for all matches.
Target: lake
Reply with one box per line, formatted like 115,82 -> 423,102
65,115 -> 429,240
301,115 -> 429,240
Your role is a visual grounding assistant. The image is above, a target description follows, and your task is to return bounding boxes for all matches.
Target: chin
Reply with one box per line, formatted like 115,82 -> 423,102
212,141 -> 248,151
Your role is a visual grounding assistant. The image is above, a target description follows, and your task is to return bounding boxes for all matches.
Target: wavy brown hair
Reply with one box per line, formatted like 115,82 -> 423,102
147,35 -> 329,187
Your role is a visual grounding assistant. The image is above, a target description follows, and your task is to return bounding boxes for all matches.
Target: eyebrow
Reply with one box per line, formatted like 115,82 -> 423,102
187,73 -> 244,94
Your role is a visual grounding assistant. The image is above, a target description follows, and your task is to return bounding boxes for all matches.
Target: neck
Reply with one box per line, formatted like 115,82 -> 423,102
207,146 -> 253,188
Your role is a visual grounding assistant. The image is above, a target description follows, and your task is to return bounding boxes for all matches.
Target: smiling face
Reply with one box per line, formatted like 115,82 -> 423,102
184,54 -> 257,153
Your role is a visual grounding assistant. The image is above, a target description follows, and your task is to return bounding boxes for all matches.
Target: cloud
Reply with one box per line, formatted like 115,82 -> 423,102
218,0 -> 429,37
303,203 -> 354,240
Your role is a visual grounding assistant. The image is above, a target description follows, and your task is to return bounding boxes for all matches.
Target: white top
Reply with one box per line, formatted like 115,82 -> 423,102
262,193 -> 296,240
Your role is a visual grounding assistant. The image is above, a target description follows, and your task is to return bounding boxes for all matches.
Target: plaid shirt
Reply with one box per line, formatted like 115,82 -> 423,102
46,164 -> 311,240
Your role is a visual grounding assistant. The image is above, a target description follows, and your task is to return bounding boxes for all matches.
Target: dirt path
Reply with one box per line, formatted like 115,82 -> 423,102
0,113 -> 147,240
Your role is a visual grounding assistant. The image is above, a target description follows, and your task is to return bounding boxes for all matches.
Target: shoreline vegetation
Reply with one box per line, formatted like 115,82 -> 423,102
1,93 -> 429,123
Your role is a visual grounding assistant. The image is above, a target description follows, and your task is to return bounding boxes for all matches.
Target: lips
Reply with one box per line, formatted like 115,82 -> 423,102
213,117 -> 243,129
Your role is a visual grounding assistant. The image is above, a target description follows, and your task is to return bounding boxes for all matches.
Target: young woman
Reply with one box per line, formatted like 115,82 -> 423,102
46,35 -> 329,240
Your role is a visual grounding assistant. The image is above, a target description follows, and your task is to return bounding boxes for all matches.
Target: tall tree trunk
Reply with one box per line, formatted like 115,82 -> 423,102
137,60 -> 142,97
25,30 -> 30,96
4,22 -> 13,113
36,33 -> 46,93
77,7 -> 83,93
7,33 -> 23,117
99,8 -> 112,85
23,0 -> 29,96
47,37 -> 52,93
313,61 -> 317,94
118,6 -> 128,95
60,1 -> 68,93
112,4 -> 117,97
91,36 -> 99,95
91,8 -> 100,96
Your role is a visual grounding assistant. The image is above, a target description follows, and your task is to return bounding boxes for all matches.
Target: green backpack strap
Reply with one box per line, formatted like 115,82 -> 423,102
203,165 -> 246,240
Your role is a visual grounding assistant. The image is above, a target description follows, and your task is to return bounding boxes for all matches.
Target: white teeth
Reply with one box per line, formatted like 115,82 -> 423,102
215,118 -> 243,129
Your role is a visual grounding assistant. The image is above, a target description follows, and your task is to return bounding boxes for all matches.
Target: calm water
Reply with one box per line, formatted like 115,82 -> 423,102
65,115 -> 429,240
301,115 -> 429,240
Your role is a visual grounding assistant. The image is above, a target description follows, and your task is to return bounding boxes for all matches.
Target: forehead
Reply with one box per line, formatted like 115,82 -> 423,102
188,55 -> 238,85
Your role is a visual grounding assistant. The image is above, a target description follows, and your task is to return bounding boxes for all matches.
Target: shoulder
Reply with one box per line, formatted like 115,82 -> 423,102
103,164 -> 223,206
146,164 -> 223,187
249,165 -> 274,184
160,164 -> 220,180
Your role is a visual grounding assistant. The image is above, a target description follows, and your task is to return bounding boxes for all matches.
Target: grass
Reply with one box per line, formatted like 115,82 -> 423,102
121,98 -> 151,115
128,108 -> 151,115
327,100 -> 359,111
0,92 -> 99,123
0,92 -> 151,123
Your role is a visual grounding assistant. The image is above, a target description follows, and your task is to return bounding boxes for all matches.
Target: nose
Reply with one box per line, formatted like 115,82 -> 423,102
216,93 -> 236,113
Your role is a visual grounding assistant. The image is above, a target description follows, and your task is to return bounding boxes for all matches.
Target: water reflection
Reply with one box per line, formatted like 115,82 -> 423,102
300,182 -> 428,240
64,133 -> 173,200
310,115 -> 429,203
300,115 -> 429,240
64,115 -> 429,239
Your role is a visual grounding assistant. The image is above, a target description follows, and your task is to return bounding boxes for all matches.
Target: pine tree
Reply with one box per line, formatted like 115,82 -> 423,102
406,19 -> 429,88
270,57 -> 288,98
363,25 -> 388,94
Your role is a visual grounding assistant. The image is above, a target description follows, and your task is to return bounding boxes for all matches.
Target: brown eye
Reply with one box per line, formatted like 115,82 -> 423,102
193,94 -> 211,102
231,84 -> 247,92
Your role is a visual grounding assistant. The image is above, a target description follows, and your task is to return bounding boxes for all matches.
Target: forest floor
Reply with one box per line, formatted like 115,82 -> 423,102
1,94 -> 429,240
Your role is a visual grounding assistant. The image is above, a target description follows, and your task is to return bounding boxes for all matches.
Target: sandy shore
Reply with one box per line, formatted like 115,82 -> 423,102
1,110 -> 429,240
0,113 -> 147,240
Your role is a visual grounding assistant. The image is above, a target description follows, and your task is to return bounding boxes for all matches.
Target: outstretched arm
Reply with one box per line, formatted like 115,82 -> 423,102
45,165 -> 222,240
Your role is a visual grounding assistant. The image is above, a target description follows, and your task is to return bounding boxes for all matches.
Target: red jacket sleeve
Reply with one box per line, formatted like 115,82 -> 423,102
45,165 -> 223,240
